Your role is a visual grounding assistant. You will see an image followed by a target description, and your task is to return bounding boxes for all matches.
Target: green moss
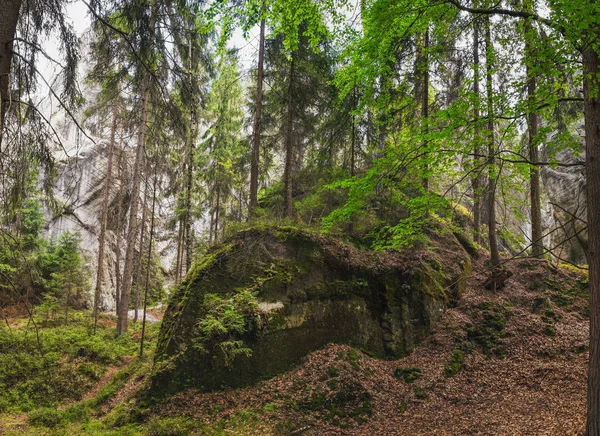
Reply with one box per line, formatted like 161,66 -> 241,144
394,367 -> 422,383
347,349 -> 360,370
28,407 -> 65,428
413,384 -> 428,400
328,365 -> 339,378
544,324 -> 557,337
444,348 -> 464,377
466,302 -> 507,357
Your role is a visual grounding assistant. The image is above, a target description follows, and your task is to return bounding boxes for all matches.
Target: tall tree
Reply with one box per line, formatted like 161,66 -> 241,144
249,4 -> 266,217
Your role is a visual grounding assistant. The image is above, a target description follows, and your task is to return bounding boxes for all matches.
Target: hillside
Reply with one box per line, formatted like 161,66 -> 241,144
144,256 -> 588,435
0,247 -> 588,435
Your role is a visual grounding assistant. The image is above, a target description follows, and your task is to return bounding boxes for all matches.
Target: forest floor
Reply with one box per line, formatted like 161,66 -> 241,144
0,256 -> 589,435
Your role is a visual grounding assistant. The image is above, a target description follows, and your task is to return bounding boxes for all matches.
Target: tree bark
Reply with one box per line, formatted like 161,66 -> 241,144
93,105 -> 118,333
0,0 -> 22,147
115,142 -> 125,312
283,55 -> 296,218
175,220 -> 183,285
472,2 -> 482,243
524,6 -> 543,258
249,13 -> 266,218
117,84 -> 149,335
184,27 -> 196,273
484,14 -> 500,268
140,167 -> 158,358
584,41 -> 600,436
133,176 -> 149,323
214,184 -> 221,241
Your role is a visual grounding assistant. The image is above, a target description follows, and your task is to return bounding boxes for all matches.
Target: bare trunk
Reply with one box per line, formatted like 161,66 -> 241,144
283,55 -> 295,218
117,84 -> 149,335
140,168 -> 158,358
0,0 -> 21,147
421,28 -> 430,220
133,178 -> 150,323
175,220 -> 183,285
484,15 -> 499,268
93,105 -> 118,333
350,88 -> 357,177
115,143 -> 125,312
214,184 -> 221,242
472,3 -> 482,242
585,42 -> 600,436
524,9 -> 543,258
184,29 -> 196,273
249,13 -> 266,217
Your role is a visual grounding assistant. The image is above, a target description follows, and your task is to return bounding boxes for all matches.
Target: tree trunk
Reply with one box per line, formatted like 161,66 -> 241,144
249,13 -> 266,218
175,220 -> 183,285
283,55 -> 296,218
184,28 -> 197,273
350,87 -> 357,177
140,167 -> 158,358
484,14 -> 500,268
115,143 -> 125,312
117,84 -> 149,335
472,2 -> 482,243
214,184 -> 221,241
133,177 -> 149,323
422,28 -> 429,194
93,105 -> 118,333
584,42 -> 600,436
524,3 -> 543,258
0,0 -> 21,147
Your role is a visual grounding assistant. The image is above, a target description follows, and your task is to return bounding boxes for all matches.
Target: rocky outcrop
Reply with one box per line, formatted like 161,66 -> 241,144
151,225 -> 471,395
540,124 -> 587,264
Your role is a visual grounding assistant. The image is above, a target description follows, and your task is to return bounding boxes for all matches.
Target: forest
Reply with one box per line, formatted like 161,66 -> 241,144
0,0 -> 598,434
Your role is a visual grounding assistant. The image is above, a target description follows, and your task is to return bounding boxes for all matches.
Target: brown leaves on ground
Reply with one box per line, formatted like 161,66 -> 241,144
150,256 -> 589,435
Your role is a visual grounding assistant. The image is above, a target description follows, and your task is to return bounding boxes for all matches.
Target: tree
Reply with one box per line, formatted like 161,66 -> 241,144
249,3 -> 266,217
199,48 -> 247,240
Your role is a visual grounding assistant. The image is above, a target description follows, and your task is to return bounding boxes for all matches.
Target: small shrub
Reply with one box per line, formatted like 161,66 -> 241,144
544,324 -> 557,337
328,365 -> 339,377
145,416 -> 199,436
394,367 -> 422,383
28,407 -> 65,428
346,349 -> 360,370
444,349 -> 464,377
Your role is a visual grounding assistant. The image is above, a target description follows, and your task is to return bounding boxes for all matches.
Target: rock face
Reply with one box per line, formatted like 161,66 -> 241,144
540,124 -> 587,264
152,226 -> 471,395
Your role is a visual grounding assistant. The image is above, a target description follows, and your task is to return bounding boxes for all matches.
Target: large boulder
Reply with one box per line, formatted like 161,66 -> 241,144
151,226 -> 471,395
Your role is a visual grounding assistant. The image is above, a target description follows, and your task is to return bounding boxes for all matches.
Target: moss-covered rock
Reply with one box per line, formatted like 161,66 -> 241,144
151,225 -> 470,395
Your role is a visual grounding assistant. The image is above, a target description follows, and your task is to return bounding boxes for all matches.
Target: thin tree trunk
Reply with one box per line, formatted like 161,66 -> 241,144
117,84 -> 149,335
351,87 -> 357,177
133,177 -> 149,323
584,41 -> 600,436
214,184 -> 221,242
484,14 -> 500,268
0,0 -> 22,147
175,220 -> 183,285
140,167 -> 158,358
184,28 -> 196,273
472,3 -> 482,242
93,105 -> 118,333
283,55 -> 296,218
524,8 -> 543,258
422,28 -> 430,217
115,142 -> 125,312
249,12 -> 266,218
